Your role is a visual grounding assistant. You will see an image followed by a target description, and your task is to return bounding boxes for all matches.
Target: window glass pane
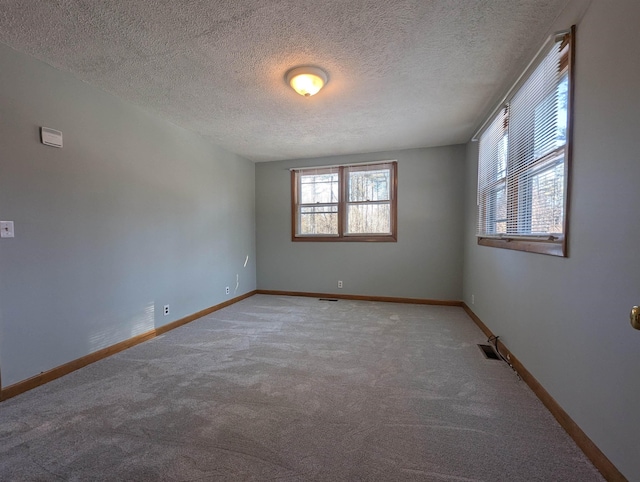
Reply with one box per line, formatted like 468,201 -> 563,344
555,74 -> 568,148
482,185 -> 507,235
530,161 -> 564,234
494,185 -> 507,234
299,205 -> 338,235
347,204 -> 390,234
497,135 -> 508,180
348,168 -> 390,202
533,74 -> 568,159
300,173 -> 338,204
477,108 -> 508,236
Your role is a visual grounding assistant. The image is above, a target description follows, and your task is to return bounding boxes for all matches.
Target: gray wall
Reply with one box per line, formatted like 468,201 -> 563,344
462,0 -> 640,479
0,43 -> 256,387
256,146 -> 465,300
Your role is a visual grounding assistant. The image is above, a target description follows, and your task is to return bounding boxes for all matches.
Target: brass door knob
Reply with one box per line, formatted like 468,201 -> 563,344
631,306 -> 640,330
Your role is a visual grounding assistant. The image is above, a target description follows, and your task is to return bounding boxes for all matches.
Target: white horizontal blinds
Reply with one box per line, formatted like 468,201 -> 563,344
507,36 -> 567,235
477,32 -> 570,239
345,162 -> 393,235
477,108 -> 509,235
297,166 -> 339,235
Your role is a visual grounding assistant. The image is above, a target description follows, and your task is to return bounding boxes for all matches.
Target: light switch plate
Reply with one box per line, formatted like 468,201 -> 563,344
1,221 -> 15,238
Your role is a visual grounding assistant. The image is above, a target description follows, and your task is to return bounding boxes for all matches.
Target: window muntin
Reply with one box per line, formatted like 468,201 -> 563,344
292,162 -> 397,241
476,29 -> 573,256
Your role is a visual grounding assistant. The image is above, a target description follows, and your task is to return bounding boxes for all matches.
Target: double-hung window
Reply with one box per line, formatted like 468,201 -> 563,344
291,161 -> 397,241
476,28 -> 574,256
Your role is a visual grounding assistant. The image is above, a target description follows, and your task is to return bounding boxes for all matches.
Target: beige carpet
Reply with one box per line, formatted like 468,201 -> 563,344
0,295 -> 603,481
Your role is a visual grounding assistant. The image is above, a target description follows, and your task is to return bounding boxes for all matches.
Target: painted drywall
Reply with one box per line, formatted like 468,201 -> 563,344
256,146 -> 465,300
0,43 -> 256,387
462,0 -> 640,479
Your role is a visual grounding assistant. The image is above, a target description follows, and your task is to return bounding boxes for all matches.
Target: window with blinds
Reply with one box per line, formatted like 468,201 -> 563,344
476,28 -> 573,257
291,161 -> 397,241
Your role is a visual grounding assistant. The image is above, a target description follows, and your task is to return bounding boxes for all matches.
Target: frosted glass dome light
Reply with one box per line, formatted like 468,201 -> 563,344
286,67 -> 328,97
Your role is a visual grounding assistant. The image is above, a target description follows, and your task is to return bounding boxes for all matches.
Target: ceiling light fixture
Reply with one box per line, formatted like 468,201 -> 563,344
286,66 -> 328,97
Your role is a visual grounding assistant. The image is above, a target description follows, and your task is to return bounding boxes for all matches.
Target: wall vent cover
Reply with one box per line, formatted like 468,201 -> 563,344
478,344 -> 500,360
319,298 -> 339,302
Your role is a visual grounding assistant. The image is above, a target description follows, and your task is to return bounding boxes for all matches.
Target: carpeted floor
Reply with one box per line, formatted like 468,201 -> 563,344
0,295 -> 603,481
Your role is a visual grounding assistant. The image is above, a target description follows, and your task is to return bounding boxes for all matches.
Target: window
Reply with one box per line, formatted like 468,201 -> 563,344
476,28 -> 574,257
291,161 -> 397,241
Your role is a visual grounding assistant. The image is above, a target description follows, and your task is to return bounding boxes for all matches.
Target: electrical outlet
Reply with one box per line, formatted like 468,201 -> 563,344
225,286 -> 230,295
163,304 -> 170,316
337,280 -> 343,289
0,221 -> 14,238
472,294 -> 475,305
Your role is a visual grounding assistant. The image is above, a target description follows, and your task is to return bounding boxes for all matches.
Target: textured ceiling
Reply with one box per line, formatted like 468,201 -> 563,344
0,0 -> 570,162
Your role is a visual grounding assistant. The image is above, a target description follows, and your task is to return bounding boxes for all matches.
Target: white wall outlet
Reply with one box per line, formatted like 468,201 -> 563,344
163,304 -> 170,316
0,221 -> 14,238
337,280 -> 343,289
472,294 -> 475,305
225,286 -> 230,295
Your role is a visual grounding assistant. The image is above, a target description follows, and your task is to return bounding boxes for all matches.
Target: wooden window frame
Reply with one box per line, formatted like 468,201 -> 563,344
291,162 -> 398,242
476,27 -> 574,257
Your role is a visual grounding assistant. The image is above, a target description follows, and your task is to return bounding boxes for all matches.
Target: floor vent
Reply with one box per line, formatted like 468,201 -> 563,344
319,298 -> 339,302
478,344 -> 500,360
